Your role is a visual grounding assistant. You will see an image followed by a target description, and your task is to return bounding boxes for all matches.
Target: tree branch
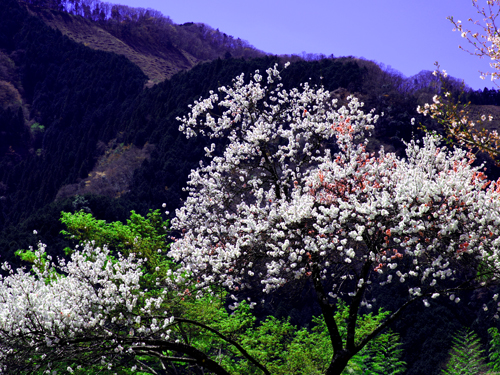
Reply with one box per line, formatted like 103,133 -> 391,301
311,262 -> 343,354
345,259 -> 372,351
174,317 -> 271,375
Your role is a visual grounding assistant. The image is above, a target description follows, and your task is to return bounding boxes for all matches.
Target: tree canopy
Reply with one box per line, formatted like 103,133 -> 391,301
170,64 -> 500,374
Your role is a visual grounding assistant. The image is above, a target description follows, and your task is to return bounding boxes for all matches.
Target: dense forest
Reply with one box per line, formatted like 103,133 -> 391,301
1,0 -> 500,373
23,0 -> 266,63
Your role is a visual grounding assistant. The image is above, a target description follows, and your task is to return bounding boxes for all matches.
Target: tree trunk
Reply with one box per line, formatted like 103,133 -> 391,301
325,350 -> 353,375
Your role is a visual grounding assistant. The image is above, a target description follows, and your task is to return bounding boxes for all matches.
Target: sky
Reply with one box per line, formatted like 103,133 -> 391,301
103,0 -> 496,91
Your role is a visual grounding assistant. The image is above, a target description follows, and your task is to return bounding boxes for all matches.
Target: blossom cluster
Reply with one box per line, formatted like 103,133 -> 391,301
417,63 -> 500,162
171,65 -> 500,311
0,243 -> 173,373
422,2 -> 500,162
448,0 -> 500,83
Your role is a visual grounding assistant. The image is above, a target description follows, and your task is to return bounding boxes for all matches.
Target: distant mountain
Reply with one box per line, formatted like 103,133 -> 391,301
22,0 -> 266,85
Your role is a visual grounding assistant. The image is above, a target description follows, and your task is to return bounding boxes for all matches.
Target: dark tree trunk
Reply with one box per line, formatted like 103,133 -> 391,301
326,350 -> 353,375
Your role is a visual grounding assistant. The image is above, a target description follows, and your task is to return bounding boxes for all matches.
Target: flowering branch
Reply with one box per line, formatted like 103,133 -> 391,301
417,63 -> 499,161
0,243 -> 251,375
448,0 -> 500,84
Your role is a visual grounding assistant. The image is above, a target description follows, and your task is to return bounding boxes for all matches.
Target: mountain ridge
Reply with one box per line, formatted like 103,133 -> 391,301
26,5 -> 200,85
21,0 -> 266,85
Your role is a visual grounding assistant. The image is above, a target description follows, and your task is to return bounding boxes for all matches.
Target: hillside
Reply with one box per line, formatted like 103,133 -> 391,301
22,0 -> 266,86
27,6 -> 199,85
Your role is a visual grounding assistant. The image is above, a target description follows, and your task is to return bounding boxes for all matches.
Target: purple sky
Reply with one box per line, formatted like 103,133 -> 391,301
105,0 -> 495,91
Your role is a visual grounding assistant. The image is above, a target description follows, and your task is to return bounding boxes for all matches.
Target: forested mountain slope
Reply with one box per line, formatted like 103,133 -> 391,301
22,0 -> 266,85
0,0 -> 147,233
27,6 -> 199,85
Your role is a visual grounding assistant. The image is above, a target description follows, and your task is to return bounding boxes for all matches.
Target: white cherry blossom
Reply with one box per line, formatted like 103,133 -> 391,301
171,65 -> 500,374
0,243 -> 234,374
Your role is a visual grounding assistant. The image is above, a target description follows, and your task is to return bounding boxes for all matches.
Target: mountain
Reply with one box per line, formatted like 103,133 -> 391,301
23,0 -> 266,85
27,6 -> 199,86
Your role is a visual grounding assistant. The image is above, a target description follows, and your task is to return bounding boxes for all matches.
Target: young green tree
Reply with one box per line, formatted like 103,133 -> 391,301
59,209 -> 174,289
226,302 -> 405,375
442,328 -> 490,375
488,327 -> 500,372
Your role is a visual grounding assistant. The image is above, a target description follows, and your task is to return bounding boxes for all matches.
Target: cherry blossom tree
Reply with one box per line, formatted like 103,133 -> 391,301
449,0 -> 500,85
170,64 -> 500,375
417,1 -> 500,161
0,241 -> 265,375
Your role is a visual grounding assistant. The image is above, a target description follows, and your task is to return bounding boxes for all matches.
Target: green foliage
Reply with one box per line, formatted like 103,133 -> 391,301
353,331 -> 407,375
60,209 -> 173,287
15,246 -> 59,284
204,301 -> 406,375
442,328 -> 490,375
489,327 -> 500,372
15,247 -> 40,264
30,122 -> 45,134
334,303 -> 406,375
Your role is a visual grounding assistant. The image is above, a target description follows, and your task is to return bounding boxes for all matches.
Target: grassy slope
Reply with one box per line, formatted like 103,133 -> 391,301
27,7 -> 199,86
